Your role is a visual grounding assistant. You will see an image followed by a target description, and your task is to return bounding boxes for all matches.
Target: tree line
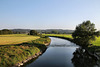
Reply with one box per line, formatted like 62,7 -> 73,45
0,29 -> 13,35
0,29 -> 39,35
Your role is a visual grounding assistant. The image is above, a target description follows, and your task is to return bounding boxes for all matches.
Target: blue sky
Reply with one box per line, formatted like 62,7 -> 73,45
0,0 -> 100,30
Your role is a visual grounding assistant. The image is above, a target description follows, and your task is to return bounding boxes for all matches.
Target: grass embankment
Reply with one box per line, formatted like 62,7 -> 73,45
0,34 -> 51,67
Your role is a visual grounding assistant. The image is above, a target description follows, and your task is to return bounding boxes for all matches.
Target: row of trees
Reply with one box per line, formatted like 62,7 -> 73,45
0,29 -> 39,36
0,29 -> 13,35
0,29 -> 39,35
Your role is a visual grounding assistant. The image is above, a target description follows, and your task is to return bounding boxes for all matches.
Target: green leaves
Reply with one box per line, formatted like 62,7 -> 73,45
72,20 -> 100,47
29,30 -> 38,35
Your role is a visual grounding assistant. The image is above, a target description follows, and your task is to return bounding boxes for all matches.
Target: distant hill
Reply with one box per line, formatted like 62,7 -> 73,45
11,29 -> 30,34
11,29 -> 74,34
37,29 -> 74,34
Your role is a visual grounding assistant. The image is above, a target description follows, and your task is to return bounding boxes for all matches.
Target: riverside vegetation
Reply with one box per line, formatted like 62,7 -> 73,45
0,34 -> 51,67
43,34 -> 100,55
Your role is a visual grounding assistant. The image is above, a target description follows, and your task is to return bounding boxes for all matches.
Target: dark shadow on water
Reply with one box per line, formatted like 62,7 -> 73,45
72,48 -> 100,67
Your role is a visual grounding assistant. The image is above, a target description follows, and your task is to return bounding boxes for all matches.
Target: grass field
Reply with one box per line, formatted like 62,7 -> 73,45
0,34 -> 51,67
92,37 -> 100,46
0,34 -> 40,45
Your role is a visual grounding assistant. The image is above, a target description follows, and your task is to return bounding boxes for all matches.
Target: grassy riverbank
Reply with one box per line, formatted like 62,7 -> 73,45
0,34 -> 51,67
42,34 -> 72,39
43,34 -> 100,54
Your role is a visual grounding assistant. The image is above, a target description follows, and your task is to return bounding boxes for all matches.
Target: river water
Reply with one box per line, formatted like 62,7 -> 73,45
25,37 -> 79,67
25,37 -> 99,67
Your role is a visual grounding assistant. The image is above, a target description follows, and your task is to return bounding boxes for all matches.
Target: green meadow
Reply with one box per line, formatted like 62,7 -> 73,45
0,34 -> 40,45
42,34 -> 73,39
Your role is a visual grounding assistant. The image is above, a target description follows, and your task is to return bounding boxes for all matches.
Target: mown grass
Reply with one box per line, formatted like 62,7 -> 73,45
42,34 -> 72,39
0,34 -> 51,67
0,34 -> 40,45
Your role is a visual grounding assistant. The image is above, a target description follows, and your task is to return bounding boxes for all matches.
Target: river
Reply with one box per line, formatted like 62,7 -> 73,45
24,37 -> 99,67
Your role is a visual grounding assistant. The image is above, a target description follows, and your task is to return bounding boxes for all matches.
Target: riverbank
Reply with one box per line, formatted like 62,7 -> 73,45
25,37 -> 79,67
43,34 -> 100,61
14,37 -> 51,67
0,34 -> 51,67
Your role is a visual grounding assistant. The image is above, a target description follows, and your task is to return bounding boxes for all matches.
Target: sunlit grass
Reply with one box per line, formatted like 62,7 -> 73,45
0,34 -> 31,37
0,34 -> 40,45
0,34 -> 51,67
92,37 -> 100,46
42,34 -> 72,39
0,45 -> 40,67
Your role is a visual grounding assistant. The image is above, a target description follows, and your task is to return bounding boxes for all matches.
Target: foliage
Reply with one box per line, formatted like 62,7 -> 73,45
72,20 -> 100,47
51,30 -> 59,34
0,29 -> 13,35
30,30 -> 38,35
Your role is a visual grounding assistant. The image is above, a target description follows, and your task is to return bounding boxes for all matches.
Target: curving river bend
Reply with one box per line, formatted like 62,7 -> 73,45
24,37 -> 99,67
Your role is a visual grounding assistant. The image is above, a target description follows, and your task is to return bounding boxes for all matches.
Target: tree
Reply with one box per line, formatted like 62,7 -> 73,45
0,30 -> 2,35
72,20 -> 100,47
51,30 -> 59,34
30,30 -> 38,35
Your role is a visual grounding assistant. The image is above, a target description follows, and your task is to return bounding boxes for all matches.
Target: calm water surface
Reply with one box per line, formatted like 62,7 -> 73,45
25,37 -> 79,67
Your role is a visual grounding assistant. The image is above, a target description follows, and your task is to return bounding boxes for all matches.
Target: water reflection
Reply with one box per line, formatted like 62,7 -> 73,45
72,48 -> 100,67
